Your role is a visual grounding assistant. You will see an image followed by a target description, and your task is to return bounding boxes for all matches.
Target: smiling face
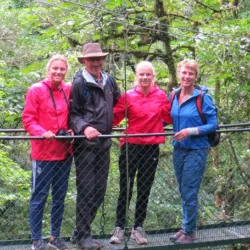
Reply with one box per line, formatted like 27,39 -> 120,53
82,57 -> 105,79
48,59 -> 67,87
136,66 -> 155,91
178,66 -> 197,89
177,59 -> 198,90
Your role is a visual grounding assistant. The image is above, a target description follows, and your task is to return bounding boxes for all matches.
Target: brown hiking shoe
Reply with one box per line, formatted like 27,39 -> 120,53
174,231 -> 196,244
48,238 -> 68,250
31,240 -> 47,250
77,237 -> 102,249
169,229 -> 184,242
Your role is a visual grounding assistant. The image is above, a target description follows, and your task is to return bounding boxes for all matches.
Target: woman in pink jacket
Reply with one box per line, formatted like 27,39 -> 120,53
110,61 -> 172,245
22,55 -> 72,250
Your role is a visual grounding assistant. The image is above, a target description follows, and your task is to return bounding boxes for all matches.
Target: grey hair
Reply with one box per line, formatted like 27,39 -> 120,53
46,54 -> 68,75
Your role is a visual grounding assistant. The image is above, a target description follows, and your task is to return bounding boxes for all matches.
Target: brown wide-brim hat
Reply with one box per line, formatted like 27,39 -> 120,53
77,43 -> 109,64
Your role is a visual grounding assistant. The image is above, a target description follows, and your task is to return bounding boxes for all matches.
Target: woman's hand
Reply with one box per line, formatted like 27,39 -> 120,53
173,129 -> 189,142
68,129 -> 74,136
42,131 -> 56,140
68,129 -> 74,143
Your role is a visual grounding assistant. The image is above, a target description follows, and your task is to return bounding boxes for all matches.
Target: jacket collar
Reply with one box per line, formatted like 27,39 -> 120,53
82,69 -> 108,86
134,84 -> 158,95
173,85 -> 208,98
42,78 -> 66,90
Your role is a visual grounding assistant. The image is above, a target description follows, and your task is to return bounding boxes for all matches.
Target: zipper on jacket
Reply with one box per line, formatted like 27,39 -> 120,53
103,85 -> 110,132
89,91 -> 97,121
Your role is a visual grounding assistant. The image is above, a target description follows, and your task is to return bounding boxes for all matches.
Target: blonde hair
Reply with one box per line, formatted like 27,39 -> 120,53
135,61 -> 155,75
46,54 -> 68,75
177,59 -> 198,76
134,61 -> 155,86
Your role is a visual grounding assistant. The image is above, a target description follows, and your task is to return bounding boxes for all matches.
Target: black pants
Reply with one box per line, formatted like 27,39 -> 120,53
115,143 -> 159,229
74,145 -> 110,240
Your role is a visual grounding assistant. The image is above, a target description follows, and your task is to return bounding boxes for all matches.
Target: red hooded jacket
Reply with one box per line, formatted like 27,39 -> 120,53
22,79 -> 72,161
114,85 -> 172,147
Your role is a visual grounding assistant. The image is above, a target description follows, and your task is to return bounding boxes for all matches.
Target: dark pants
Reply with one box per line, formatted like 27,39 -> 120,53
29,156 -> 72,240
115,143 -> 159,229
74,146 -> 110,240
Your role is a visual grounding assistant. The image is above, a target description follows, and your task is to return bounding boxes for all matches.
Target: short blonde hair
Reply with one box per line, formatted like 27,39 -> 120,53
177,59 -> 198,76
135,61 -> 155,75
134,61 -> 156,86
46,54 -> 68,75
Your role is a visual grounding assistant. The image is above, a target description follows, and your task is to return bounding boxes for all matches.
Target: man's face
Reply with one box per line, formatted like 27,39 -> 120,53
83,57 -> 105,78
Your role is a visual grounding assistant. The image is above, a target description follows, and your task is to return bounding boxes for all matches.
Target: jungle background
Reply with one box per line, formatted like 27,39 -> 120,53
0,0 -> 250,244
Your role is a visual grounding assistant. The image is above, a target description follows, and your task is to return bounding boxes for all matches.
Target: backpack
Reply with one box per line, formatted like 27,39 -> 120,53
169,86 -> 220,147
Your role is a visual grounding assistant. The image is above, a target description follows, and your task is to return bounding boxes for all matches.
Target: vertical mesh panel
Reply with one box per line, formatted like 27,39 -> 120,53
0,131 -> 250,249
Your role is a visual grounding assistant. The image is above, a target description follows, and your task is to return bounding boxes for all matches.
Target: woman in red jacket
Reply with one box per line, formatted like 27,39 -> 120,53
110,61 -> 172,245
22,55 -> 72,250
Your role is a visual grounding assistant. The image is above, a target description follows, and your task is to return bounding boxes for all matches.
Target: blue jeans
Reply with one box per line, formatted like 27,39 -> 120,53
29,157 -> 72,240
173,148 -> 208,233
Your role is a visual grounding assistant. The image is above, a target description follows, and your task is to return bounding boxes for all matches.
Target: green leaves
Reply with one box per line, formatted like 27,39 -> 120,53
0,0 -> 248,239
0,144 -> 30,200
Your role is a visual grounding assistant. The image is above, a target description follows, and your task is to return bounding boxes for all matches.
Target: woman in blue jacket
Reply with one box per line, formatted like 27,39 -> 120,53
169,59 -> 217,244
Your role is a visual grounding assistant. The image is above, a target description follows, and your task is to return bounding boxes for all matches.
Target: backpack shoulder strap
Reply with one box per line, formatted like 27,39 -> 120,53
72,70 -> 91,109
169,91 -> 176,107
196,89 -> 206,124
72,70 -> 86,88
74,70 -> 88,93
104,72 -> 116,90
169,89 -> 181,107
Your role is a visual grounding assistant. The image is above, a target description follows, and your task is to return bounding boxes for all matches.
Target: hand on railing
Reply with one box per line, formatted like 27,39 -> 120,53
42,131 -> 56,140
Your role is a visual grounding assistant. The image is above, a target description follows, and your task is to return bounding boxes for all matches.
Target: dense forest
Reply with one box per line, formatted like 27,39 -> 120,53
0,0 -> 249,246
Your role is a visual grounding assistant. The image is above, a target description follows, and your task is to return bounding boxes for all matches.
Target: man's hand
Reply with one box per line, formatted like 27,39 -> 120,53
84,126 -> 101,140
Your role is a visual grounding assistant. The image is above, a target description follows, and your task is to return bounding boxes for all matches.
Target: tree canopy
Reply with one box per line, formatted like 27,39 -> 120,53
0,0 -> 249,128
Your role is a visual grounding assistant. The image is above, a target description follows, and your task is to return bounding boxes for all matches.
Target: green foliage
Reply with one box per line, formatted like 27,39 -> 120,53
0,142 -> 30,239
0,143 -> 30,201
11,0 -> 33,8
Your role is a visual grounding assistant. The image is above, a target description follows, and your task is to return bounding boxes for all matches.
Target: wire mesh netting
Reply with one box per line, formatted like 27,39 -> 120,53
0,129 -> 250,250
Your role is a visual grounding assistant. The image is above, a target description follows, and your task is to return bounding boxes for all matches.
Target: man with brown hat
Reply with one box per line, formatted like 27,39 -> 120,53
69,43 -> 120,249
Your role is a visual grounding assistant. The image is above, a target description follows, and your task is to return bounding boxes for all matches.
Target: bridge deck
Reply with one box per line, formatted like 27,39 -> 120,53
1,224 -> 250,250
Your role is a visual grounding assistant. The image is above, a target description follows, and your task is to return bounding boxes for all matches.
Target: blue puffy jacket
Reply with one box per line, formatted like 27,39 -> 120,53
170,86 -> 218,149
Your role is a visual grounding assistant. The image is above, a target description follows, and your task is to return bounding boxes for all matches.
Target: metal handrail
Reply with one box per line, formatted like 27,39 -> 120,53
0,128 -> 249,140
0,122 -> 250,133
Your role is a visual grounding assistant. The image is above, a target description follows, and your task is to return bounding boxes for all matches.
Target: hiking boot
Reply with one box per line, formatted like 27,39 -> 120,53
48,238 -> 68,250
130,227 -> 148,245
169,229 -> 184,242
70,228 -> 78,244
77,237 -> 102,249
174,231 -> 196,244
91,239 -> 103,249
110,227 -> 125,244
31,240 -> 47,250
